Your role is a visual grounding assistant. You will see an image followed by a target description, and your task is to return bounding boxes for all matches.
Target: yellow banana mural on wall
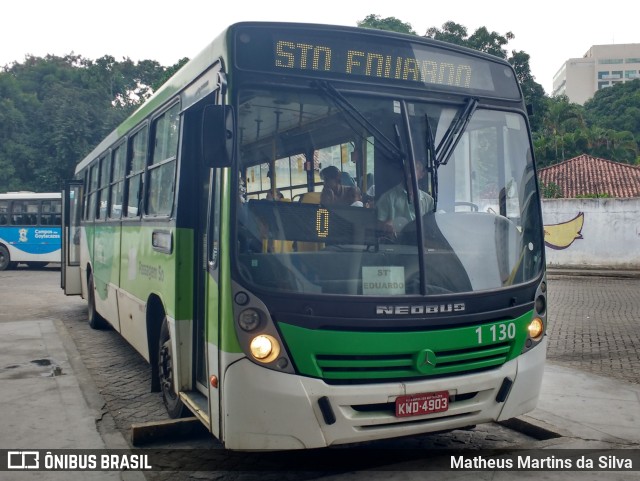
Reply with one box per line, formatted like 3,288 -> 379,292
544,212 -> 584,250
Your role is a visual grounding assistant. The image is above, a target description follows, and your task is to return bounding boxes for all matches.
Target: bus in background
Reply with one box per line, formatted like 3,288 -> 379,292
61,22 -> 547,450
0,192 -> 62,270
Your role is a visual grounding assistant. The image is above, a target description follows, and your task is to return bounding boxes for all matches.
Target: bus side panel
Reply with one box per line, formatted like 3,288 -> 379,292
92,223 -> 121,331
118,224 -> 177,361
118,224 -> 151,360
0,226 -> 61,264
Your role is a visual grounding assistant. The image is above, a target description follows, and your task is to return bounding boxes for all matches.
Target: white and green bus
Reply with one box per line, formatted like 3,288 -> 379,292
62,22 -> 547,450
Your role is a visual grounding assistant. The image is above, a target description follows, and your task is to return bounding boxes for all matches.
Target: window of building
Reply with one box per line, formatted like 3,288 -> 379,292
597,81 -> 610,90
597,71 -> 610,79
598,58 -> 623,65
147,104 -> 179,216
625,70 -> 640,79
625,58 -> 640,63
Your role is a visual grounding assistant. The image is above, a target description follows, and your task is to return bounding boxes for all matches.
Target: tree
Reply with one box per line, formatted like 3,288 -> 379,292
584,79 -> 640,158
357,14 -> 416,35
151,57 -> 189,92
538,180 -> 563,198
0,54 -> 186,192
424,21 -> 547,133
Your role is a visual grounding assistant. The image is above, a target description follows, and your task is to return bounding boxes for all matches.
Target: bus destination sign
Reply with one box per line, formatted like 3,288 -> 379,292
234,25 -> 520,98
275,39 -> 475,90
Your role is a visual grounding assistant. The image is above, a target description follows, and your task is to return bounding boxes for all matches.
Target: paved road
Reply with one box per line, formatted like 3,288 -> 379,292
1,266 -> 639,478
546,274 -> 640,385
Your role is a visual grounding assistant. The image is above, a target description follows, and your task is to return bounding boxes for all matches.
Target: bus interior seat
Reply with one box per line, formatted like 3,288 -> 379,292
261,196 -> 294,253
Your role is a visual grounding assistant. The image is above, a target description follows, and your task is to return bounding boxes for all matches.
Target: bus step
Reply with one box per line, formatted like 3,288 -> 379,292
180,391 -> 210,426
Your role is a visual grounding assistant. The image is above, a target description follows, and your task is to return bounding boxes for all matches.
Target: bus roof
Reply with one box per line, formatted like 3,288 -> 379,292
74,21 -> 520,175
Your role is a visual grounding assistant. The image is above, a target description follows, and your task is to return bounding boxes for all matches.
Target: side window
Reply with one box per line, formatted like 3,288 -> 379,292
87,163 -> 99,221
110,143 -> 126,219
125,127 -> 148,218
41,200 -> 62,226
147,104 -> 179,216
0,200 -> 8,225
82,170 -> 89,220
96,154 -> 110,220
11,200 -> 39,226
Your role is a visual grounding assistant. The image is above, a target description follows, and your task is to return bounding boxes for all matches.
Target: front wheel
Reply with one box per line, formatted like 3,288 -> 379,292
0,245 -> 12,271
158,317 -> 186,418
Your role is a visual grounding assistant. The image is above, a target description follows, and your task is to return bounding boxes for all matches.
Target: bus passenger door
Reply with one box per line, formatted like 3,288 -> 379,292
193,165 -> 222,439
61,180 -> 83,295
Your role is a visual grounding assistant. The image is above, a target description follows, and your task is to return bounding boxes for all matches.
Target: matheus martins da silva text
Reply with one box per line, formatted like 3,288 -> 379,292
451,454 -> 634,470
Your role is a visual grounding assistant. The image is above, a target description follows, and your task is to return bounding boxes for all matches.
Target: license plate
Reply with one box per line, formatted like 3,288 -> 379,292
395,391 -> 449,417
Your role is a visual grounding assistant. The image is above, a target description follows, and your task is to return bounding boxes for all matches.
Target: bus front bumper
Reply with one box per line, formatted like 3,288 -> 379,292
222,337 -> 547,450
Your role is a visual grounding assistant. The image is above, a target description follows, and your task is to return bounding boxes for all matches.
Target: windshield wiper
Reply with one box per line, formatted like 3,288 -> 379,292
424,113 -> 438,210
435,98 -> 478,166
312,80 -> 405,163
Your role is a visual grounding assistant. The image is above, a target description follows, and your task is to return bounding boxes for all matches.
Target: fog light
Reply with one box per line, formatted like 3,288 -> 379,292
239,308 -> 261,331
250,335 -> 280,363
528,317 -> 544,339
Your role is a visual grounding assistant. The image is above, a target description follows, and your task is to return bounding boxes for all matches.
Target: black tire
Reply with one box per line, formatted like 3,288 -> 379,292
87,272 -> 109,329
26,262 -> 48,269
158,317 -> 186,418
0,245 -> 11,271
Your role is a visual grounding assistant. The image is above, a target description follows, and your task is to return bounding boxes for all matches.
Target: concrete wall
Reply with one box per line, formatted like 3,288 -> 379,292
542,198 -> 640,269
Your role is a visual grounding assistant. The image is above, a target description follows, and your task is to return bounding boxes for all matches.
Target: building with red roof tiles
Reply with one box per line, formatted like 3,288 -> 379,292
537,154 -> 640,198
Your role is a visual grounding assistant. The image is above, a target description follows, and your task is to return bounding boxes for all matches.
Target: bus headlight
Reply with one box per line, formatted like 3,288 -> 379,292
250,335 -> 280,363
528,317 -> 544,340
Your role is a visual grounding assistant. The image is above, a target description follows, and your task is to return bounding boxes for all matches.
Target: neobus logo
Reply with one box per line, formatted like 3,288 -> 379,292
376,303 -> 466,315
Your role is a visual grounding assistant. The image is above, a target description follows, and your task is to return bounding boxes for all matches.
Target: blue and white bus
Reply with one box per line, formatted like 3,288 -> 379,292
0,192 -> 62,270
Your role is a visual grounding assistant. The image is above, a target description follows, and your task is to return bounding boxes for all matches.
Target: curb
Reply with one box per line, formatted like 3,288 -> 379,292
547,268 -> 640,279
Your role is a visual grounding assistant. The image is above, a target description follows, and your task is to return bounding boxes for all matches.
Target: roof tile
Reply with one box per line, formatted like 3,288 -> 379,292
538,154 -> 640,198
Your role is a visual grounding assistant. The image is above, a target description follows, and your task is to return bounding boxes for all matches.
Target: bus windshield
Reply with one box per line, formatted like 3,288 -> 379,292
235,87 -> 544,296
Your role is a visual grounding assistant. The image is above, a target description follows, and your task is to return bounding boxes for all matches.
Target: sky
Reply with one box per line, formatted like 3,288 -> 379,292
2,1 -> 638,95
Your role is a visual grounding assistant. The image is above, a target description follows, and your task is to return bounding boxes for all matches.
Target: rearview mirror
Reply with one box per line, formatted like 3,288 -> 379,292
202,104 -> 235,168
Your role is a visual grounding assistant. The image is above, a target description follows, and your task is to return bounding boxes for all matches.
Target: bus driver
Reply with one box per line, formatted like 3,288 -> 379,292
376,162 -> 434,237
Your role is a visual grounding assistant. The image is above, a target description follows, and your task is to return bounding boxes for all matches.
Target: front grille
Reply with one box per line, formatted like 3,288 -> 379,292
315,342 -> 511,381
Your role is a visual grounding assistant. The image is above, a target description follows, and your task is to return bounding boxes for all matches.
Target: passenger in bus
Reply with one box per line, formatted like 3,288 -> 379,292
348,186 -> 364,207
266,190 -> 284,201
319,166 -> 360,207
376,162 -> 434,236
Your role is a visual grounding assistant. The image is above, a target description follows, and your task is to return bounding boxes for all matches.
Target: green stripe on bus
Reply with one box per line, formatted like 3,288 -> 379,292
280,312 -> 531,380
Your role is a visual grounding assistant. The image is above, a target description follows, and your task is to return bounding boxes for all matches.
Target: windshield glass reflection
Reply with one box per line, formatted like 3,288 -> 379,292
234,88 -> 544,296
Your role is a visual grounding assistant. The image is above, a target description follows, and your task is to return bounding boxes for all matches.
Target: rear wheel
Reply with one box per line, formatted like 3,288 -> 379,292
87,272 -> 109,329
158,317 -> 186,418
0,245 -> 11,271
